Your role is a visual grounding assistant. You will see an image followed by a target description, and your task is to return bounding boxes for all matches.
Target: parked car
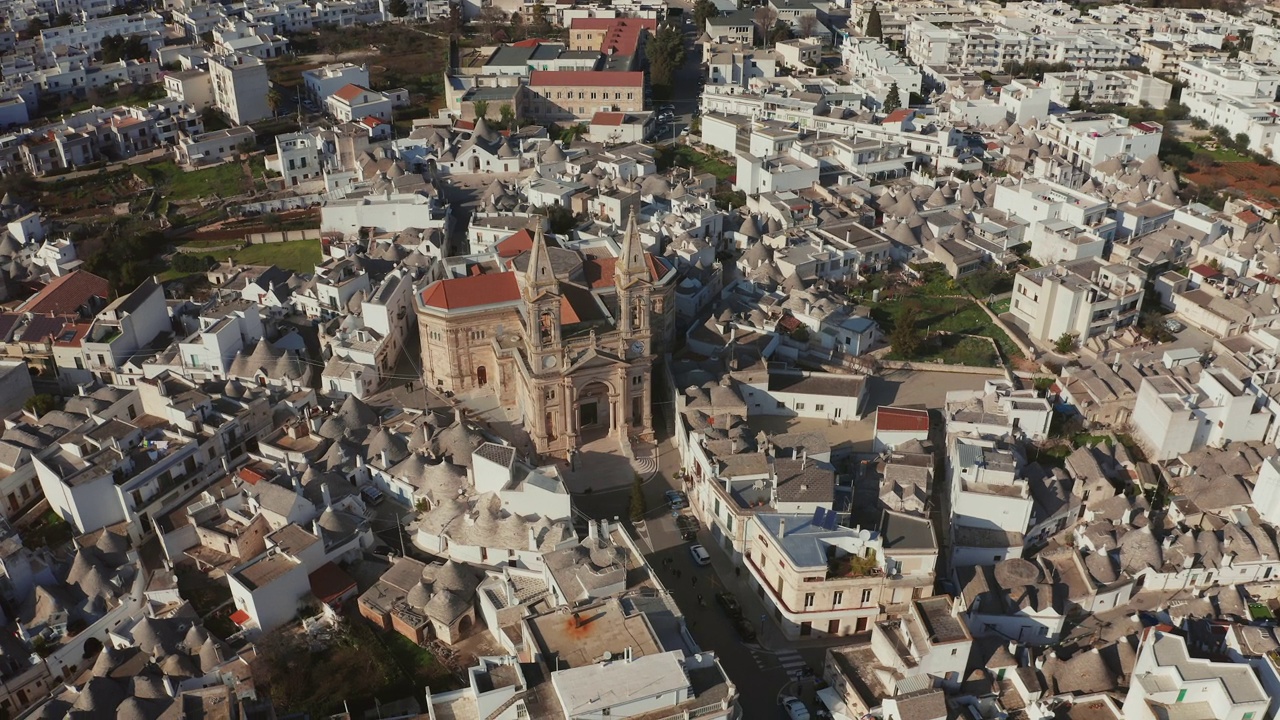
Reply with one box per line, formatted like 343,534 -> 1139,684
659,103 -> 676,112
689,544 -> 711,566
665,489 -> 687,509
360,485 -> 386,506
733,616 -> 757,643
1163,318 -> 1185,333
780,696 -> 811,720
715,591 -> 743,619
676,514 -> 699,541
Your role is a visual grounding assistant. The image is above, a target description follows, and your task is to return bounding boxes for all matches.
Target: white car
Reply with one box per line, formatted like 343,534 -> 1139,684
689,544 -> 711,566
780,696 -> 811,720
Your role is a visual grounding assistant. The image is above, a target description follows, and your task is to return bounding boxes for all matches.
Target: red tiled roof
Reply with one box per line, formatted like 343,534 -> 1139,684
19,270 -> 110,316
584,256 -> 617,288
495,229 -> 534,259
645,253 -> 670,282
332,83 -> 367,103
882,109 -> 912,124
230,610 -> 251,625
1189,263 -> 1220,278
238,466 -> 269,484
530,70 -> 644,88
592,111 -> 626,126
512,38 -> 550,47
777,315 -> 801,332
360,116 -> 385,127
309,562 -> 357,605
420,272 -> 520,310
876,406 -> 930,433
53,322 -> 91,347
1236,210 -> 1262,224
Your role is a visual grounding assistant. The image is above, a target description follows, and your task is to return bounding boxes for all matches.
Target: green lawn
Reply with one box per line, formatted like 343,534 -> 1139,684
232,239 -> 322,272
1180,140 -> 1250,163
872,295 -> 1022,363
989,297 -> 1011,315
21,510 -> 73,550
140,157 -> 265,200
669,145 -> 735,182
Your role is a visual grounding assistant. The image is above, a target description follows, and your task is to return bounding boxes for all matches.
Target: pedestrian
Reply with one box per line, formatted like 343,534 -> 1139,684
674,569 -> 682,580
691,576 -> 697,587
697,593 -> 704,606
735,566 -> 741,578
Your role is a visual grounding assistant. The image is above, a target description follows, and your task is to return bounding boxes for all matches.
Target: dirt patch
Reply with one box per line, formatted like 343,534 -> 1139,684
1186,161 -> 1280,203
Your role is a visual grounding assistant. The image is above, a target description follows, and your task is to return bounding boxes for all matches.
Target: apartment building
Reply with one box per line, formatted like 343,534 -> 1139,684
841,37 -> 923,99
1042,70 -> 1173,110
525,71 -> 644,123
746,513 -> 887,640
1036,112 -> 1162,170
174,126 -> 255,166
1178,59 -> 1280,100
1009,258 -> 1145,343
38,12 -> 164,52
993,180 -> 1114,236
706,10 -> 756,44
165,69 -> 215,110
209,53 -> 271,126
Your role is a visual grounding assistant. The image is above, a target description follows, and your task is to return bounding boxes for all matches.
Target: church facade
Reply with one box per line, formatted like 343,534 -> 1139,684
415,216 -> 676,457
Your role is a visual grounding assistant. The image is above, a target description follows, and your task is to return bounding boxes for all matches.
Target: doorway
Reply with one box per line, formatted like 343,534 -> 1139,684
477,366 -> 487,387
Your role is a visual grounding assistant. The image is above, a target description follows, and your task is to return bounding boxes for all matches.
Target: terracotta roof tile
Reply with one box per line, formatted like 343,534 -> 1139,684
530,70 -> 644,88
419,272 -> 520,310
332,83 -> 368,103
495,229 -> 534,258
20,270 -> 110,316
876,406 -> 931,432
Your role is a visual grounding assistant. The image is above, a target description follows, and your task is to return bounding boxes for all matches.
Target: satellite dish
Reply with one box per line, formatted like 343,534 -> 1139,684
602,651 -> 613,661
858,529 -> 871,541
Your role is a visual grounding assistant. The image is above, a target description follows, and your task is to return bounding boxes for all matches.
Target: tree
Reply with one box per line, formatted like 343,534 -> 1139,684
628,474 -> 648,522
752,6 -> 777,44
645,23 -> 686,89
1068,89 -> 1083,111
23,16 -> 46,40
23,394 -> 56,417
266,88 -> 282,117
530,1 -> 550,34
1234,132 -> 1251,152
479,5 -> 509,41
499,103 -> 514,126
693,0 -> 718,31
1054,332 -> 1078,354
864,4 -> 883,38
388,0 -> 409,17
890,304 -> 924,359
473,99 -> 489,119
882,82 -> 902,113
768,20 -> 792,43
797,13 -> 820,38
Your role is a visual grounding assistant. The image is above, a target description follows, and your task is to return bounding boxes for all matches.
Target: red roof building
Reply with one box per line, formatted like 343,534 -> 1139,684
419,272 -> 521,311
529,70 -> 645,88
875,406 -> 931,433
19,270 -> 110,316
495,229 -> 535,259
309,562 -> 358,606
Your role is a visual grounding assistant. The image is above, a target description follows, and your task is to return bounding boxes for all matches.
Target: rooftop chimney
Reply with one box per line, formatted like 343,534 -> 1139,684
779,517 -> 786,537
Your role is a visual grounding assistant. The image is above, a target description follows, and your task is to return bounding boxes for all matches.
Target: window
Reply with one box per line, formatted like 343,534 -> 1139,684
777,401 -> 785,409
832,591 -> 843,606
632,375 -> 642,385
795,403 -> 805,410
815,404 -> 824,412
834,408 -> 841,418
804,593 -> 814,608
860,589 -> 872,604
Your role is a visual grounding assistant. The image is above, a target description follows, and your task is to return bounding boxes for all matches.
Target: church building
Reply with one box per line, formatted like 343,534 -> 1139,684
415,215 -> 676,458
